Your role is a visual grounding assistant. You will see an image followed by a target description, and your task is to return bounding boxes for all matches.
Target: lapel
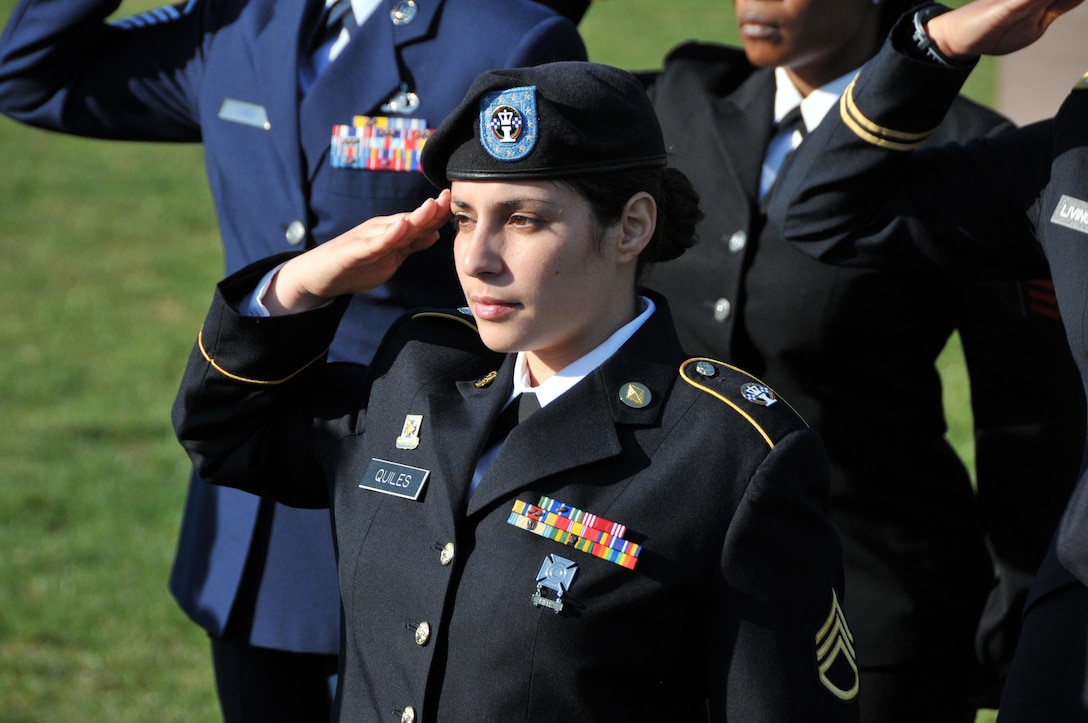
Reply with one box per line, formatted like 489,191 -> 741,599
299,0 -> 444,181
249,0 -> 310,193
709,67 -> 776,208
425,354 -> 517,515
466,297 -> 686,517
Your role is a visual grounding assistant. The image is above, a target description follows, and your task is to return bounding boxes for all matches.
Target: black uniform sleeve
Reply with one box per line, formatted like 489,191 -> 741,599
710,428 -> 859,721
769,14 -> 1051,278
172,257 -> 351,508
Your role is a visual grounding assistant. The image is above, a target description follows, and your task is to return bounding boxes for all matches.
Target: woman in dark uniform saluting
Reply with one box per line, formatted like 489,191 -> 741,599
173,61 -> 857,722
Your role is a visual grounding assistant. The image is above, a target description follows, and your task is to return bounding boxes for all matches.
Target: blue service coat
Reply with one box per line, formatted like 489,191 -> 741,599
0,0 -> 585,654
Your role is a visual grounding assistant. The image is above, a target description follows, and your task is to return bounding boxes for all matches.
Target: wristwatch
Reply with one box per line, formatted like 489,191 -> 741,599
909,4 -> 965,68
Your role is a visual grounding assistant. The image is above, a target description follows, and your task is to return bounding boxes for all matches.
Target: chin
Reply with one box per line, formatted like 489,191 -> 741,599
476,326 -> 522,355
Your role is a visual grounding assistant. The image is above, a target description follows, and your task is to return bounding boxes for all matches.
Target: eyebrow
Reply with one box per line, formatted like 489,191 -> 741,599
450,196 -> 562,213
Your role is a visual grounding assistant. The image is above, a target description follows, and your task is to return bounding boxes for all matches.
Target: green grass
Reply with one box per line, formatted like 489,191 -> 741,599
0,1 -> 991,720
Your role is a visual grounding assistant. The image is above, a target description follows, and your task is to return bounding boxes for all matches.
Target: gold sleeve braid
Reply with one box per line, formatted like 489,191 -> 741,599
839,76 -> 934,151
197,326 -> 330,385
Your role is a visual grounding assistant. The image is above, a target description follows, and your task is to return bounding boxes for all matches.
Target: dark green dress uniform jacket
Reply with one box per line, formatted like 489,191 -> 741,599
772,12 -> 1088,687
644,42 -> 1084,694
173,258 -> 860,722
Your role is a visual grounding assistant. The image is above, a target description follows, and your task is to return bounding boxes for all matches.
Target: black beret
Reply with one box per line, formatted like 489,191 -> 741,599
420,61 -> 667,187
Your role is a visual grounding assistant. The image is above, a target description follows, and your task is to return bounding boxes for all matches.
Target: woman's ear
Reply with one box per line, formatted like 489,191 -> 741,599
613,191 -> 656,264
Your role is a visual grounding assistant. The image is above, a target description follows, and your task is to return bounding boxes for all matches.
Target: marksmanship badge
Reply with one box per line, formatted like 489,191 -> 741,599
532,554 -> 578,613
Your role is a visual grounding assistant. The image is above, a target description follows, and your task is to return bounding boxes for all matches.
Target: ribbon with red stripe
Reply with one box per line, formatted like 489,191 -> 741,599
508,497 -> 640,570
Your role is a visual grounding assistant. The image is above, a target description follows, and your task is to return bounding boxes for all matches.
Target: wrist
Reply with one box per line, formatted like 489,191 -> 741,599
909,4 -> 974,68
265,262 -> 325,316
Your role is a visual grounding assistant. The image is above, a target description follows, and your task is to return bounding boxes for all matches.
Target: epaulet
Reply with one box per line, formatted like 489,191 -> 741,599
110,0 -> 195,30
409,307 -> 479,333
663,41 -> 746,66
679,357 -> 808,449
659,43 -> 754,95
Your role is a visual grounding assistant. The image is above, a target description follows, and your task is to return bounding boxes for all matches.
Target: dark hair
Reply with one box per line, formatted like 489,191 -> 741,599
560,166 -> 703,281
878,0 -> 924,43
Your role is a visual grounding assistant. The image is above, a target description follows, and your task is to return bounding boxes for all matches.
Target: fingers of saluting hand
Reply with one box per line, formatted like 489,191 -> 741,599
930,0 -> 1085,59
266,190 -> 453,315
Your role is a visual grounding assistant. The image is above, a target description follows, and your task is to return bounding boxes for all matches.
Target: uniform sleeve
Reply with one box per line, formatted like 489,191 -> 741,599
0,0 -> 208,139
499,12 -> 587,68
171,257 -> 352,508
960,276 -> 1086,698
936,92 -> 1088,701
708,428 -> 860,722
769,19 -> 1051,279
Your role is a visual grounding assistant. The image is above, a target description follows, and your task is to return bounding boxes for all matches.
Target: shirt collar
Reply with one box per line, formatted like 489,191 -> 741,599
773,65 -> 862,134
510,296 -> 656,407
325,0 -> 381,26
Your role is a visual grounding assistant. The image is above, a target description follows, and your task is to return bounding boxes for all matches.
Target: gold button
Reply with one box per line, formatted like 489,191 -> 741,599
439,542 -> 455,566
727,230 -> 747,252
713,297 -> 732,322
414,621 -> 431,646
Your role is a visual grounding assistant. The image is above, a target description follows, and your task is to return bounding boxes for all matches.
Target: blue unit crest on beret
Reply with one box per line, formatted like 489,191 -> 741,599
479,86 -> 538,162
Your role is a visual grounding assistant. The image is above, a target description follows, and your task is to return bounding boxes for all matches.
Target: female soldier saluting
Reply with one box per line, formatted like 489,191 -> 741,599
173,61 -> 857,722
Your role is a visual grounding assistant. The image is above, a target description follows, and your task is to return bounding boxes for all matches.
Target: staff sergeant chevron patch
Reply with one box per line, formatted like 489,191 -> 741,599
815,590 -> 859,701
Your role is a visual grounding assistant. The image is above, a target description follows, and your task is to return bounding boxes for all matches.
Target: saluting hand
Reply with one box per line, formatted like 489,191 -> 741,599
928,0 -> 1084,60
264,190 -> 452,315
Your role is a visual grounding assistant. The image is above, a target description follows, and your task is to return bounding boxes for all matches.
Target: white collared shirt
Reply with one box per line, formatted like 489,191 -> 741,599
469,296 -> 656,494
760,66 -> 861,197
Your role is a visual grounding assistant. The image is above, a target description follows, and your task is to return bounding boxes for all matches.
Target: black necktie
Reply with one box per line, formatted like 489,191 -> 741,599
775,106 -> 807,142
761,106 -> 807,207
484,392 -> 540,450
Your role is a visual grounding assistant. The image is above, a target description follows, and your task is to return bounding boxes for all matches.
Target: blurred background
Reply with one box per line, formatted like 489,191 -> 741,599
0,0 -> 1051,719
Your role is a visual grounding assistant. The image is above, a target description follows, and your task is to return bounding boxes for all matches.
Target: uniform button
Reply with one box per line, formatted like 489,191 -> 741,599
439,542 -> 455,566
400,706 -> 416,723
726,230 -> 747,253
713,298 -> 732,322
390,0 -> 417,24
414,621 -> 431,646
285,220 -> 306,246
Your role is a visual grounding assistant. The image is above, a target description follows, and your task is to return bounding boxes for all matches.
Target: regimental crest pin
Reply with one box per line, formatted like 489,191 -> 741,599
479,86 -> 538,162
740,381 -> 777,406
531,554 -> 578,614
396,414 -> 423,450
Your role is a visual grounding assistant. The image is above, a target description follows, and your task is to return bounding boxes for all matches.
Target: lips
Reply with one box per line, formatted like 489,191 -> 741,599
470,295 -> 521,322
737,13 -> 779,40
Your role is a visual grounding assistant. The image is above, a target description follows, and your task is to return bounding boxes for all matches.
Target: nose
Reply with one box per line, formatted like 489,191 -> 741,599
456,222 -> 504,278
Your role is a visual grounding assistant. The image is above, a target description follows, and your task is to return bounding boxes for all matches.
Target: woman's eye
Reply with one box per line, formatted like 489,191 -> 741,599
452,214 -> 475,231
509,214 -> 538,229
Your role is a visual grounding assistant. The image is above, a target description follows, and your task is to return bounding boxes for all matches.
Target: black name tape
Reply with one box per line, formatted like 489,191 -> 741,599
360,458 -> 430,500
